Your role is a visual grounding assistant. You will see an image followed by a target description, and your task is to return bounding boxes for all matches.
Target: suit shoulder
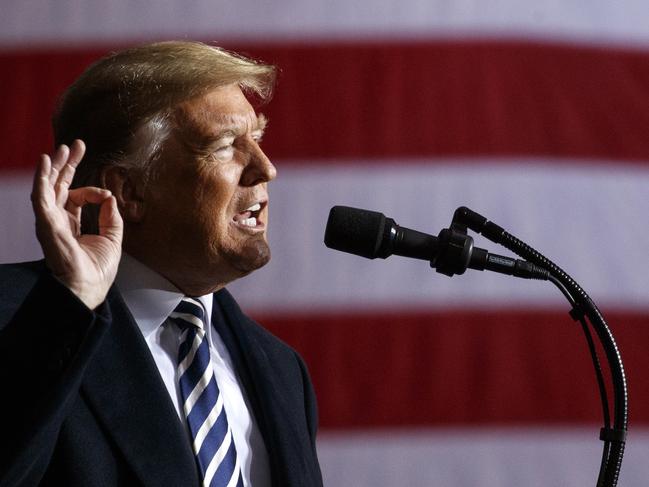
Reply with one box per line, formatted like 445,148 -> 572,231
214,288 -> 298,357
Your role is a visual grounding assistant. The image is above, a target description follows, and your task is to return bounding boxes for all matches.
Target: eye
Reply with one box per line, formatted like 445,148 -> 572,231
215,143 -> 234,153
213,136 -> 236,159
213,146 -> 234,160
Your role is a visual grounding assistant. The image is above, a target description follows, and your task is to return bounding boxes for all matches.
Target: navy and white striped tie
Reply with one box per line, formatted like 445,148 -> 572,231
170,297 -> 243,487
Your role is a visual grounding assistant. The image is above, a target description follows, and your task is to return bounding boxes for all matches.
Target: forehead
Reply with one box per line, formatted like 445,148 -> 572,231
173,84 -> 261,139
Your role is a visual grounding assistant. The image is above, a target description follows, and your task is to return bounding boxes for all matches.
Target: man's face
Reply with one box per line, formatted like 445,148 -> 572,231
128,84 -> 277,293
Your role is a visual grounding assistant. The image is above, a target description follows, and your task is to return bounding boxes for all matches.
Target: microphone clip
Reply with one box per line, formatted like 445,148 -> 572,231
434,213 -> 549,281
432,227 -> 474,277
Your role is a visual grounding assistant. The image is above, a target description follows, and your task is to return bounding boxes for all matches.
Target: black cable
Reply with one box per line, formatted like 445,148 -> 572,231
548,275 -> 612,426
548,275 -> 613,486
598,442 -> 612,487
547,275 -> 577,307
498,231 -> 627,487
453,207 -> 628,486
576,314 -> 611,487
575,314 -> 611,429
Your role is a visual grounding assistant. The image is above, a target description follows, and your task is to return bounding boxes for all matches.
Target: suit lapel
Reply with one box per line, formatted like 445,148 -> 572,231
210,294 -> 274,447
81,287 -> 199,487
213,290 -> 310,486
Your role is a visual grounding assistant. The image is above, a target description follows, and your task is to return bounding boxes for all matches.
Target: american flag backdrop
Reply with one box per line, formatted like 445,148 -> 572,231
1,1 -> 649,485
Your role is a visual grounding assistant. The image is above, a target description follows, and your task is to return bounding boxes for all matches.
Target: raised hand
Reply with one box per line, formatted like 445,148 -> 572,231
31,140 -> 123,309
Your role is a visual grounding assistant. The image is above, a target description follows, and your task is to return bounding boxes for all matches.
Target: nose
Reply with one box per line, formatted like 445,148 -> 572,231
241,141 -> 277,186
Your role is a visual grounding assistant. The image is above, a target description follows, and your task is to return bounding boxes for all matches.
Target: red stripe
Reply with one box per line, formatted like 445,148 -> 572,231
3,40 -> 649,169
256,309 -> 649,428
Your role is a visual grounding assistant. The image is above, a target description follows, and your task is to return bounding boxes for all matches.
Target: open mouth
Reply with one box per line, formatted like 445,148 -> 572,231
233,201 -> 266,228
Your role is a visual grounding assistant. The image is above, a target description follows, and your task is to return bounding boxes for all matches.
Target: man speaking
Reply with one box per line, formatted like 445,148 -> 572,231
0,41 -> 323,487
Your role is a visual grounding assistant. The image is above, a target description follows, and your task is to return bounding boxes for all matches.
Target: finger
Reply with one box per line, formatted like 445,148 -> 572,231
31,154 -> 54,215
54,140 -> 87,206
64,201 -> 83,227
98,195 -> 123,244
49,144 -> 70,185
66,187 -> 113,210
55,164 -> 73,207
66,139 -> 86,169
57,139 -> 86,184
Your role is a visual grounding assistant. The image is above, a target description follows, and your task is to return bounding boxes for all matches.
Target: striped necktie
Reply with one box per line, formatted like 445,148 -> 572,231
170,297 -> 243,487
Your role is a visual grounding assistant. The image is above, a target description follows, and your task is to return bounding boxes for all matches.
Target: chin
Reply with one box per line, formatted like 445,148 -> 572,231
228,240 -> 272,276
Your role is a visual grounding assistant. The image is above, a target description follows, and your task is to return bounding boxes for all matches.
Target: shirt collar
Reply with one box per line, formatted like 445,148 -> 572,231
115,253 -> 214,340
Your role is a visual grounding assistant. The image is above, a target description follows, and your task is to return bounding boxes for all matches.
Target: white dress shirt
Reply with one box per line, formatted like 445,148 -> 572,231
115,254 -> 270,487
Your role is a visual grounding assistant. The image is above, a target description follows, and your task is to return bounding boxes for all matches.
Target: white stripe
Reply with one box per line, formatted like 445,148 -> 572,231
229,158 -> 649,313
225,457 -> 242,487
178,331 -> 204,377
0,173 -> 39,264
193,395 -> 224,453
183,362 -> 214,416
3,160 -> 649,311
317,428 -> 649,487
185,297 -> 204,310
202,430 -> 234,487
170,311 -> 204,330
3,0 -> 649,48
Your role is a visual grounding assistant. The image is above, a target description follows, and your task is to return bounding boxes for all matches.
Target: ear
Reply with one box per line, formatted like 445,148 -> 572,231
101,166 -> 146,223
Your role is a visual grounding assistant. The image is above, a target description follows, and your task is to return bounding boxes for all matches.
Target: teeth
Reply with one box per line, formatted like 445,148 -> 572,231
245,203 -> 261,212
241,217 -> 257,227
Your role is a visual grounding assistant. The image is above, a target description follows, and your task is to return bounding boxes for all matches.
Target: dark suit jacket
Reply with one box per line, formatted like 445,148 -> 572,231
0,261 -> 323,487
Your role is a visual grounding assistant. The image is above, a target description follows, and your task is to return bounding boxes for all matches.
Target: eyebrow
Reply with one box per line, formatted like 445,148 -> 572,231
213,113 -> 268,141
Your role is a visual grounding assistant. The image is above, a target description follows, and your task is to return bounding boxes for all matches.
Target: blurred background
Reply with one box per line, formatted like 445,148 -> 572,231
1,1 -> 648,485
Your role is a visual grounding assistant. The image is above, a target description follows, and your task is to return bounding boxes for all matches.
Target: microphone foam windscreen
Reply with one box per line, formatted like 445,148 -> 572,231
324,206 -> 385,259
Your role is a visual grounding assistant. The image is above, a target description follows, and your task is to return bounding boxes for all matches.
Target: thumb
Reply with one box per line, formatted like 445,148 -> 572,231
98,195 -> 124,244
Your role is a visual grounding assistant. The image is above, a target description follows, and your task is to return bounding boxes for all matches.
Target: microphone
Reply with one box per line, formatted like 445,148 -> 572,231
324,205 -> 549,280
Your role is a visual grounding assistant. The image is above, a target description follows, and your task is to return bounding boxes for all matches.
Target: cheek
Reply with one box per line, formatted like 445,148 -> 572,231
154,163 -> 241,240
196,166 -> 240,212
196,184 -> 233,221
191,181 -> 238,236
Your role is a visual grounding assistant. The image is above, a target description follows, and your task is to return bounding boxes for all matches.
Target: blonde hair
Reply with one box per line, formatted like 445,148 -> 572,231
54,40 -> 275,182
52,40 -> 276,231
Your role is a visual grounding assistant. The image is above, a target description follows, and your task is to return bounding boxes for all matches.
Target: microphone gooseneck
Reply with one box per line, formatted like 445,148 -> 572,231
324,203 -> 627,487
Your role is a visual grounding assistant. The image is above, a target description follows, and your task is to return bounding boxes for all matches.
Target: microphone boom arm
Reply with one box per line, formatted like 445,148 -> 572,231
323,204 -> 628,486
451,206 -> 628,487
